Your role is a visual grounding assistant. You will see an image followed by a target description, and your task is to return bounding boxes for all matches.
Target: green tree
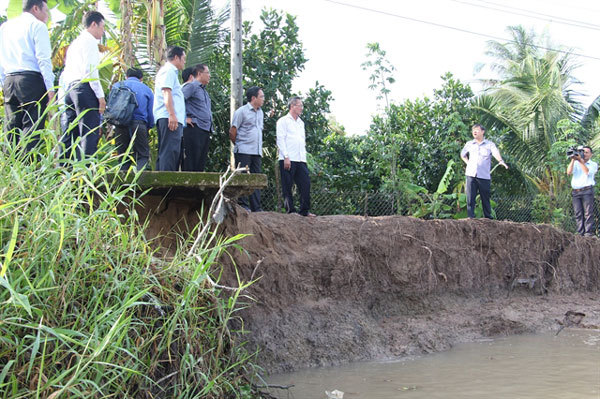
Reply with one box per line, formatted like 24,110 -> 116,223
361,42 -> 396,108
361,42 -> 401,207
205,9 -> 333,178
369,73 -> 480,193
473,25 -> 583,196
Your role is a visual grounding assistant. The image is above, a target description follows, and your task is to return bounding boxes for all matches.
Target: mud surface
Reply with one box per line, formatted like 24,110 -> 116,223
217,206 -> 600,373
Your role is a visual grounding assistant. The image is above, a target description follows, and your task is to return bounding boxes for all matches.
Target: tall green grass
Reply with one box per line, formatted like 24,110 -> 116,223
0,126 -> 260,398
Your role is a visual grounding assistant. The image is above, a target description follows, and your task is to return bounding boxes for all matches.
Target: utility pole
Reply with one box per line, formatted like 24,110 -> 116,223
230,0 -> 243,168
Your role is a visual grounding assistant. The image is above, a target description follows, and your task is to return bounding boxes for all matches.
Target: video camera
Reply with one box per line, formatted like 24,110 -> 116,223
566,146 -> 585,159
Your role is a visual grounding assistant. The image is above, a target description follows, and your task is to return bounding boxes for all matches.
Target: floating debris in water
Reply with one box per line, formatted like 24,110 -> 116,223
397,385 -> 418,391
325,389 -> 344,399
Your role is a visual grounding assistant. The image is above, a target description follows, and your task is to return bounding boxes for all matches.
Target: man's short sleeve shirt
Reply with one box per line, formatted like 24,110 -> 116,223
461,139 -> 500,180
571,160 -> 598,189
232,103 -> 263,156
153,62 -> 185,126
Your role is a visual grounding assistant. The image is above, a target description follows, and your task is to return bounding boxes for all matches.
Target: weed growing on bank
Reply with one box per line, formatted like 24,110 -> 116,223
0,128 -> 261,398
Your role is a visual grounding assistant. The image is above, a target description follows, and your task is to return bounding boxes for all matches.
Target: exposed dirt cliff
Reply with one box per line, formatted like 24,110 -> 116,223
219,206 -> 600,373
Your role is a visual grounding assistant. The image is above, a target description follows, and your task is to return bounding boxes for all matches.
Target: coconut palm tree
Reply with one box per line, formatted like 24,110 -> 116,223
129,0 -> 227,75
473,25 -> 583,195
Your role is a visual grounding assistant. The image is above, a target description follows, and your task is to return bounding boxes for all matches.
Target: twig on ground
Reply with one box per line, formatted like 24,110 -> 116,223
187,165 -> 248,257
250,258 -> 264,281
255,384 -> 295,390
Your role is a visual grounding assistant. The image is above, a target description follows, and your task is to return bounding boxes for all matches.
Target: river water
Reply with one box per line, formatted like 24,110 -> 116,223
266,330 -> 600,399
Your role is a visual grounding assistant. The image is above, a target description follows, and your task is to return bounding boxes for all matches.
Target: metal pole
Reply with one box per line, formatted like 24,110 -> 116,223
230,0 -> 243,169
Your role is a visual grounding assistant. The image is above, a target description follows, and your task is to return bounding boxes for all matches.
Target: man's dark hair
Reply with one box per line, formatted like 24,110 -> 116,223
246,86 -> 262,103
83,11 -> 104,28
23,0 -> 46,12
182,67 -> 193,83
193,64 -> 208,77
472,123 -> 486,132
584,146 -> 593,153
126,68 -> 143,80
166,46 -> 185,61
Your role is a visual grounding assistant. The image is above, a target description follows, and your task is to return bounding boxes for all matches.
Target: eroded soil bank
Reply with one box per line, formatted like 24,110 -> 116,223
218,206 -> 600,373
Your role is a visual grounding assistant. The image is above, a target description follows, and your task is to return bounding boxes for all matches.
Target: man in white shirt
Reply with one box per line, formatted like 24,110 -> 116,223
0,0 -> 55,152
276,96 -> 314,216
567,146 -> 597,236
61,11 -> 105,159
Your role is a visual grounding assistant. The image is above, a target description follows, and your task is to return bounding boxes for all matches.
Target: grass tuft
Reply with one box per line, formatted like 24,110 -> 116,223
0,126 -> 262,398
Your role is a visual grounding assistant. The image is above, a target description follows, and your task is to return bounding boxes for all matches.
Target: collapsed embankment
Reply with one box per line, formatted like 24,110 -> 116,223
218,206 -> 600,373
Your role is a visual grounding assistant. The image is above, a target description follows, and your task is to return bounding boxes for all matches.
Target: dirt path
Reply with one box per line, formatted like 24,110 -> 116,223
218,208 -> 600,373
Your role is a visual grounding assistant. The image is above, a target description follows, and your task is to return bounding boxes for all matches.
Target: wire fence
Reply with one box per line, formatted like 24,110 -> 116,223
260,186 -> 599,235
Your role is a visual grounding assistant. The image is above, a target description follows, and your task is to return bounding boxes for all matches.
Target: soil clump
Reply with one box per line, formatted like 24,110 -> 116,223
218,206 -> 600,373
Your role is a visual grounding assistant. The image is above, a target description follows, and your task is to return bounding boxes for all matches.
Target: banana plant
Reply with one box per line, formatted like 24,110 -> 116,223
413,159 -> 457,219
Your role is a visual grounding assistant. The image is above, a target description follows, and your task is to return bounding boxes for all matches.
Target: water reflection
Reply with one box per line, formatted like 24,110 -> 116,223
267,330 -> 600,399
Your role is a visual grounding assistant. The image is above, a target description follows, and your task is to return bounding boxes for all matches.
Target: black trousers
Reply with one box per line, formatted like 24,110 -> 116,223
572,186 -> 595,236
182,125 -> 210,171
3,72 -> 48,152
280,160 -> 311,215
62,82 -> 101,159
155,118 -> 183,171
114,121 -> 150,171
466,176 -> 492,218
234,152 -> 262,212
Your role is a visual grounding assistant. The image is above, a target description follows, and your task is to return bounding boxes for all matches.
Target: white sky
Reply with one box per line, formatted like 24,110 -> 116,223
218,0 -> 600,134
3,0 -> 599,134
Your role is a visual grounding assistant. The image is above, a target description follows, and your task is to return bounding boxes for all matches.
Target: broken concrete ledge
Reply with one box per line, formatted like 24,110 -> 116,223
117,171 -> 268,198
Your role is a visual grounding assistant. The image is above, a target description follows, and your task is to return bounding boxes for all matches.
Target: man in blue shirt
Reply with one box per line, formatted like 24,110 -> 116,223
0,0 -> 55,152
567,146 -> 598,236
182,64 -> 212,171
153,46 -> 186,171
229,86 -> 265,211
460,124 -> 508,218
111,68 -> 154,171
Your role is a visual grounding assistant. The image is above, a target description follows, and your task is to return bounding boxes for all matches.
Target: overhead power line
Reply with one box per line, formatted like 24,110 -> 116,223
321,0 -> 600,62
526,0 -> 600,15
458,0 -> 600,31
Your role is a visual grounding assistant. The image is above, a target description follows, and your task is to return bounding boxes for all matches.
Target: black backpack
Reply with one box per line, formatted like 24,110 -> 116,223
104,84 -> 138,127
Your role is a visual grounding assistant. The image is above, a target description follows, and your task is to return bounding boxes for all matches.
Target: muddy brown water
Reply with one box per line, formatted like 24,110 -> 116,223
266,330 -> 600,399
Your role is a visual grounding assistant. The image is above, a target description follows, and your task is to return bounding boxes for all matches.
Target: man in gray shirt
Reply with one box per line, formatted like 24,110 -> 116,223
460,124 -> 508,218
182,64 -> 212,171
229,86 -> 265,211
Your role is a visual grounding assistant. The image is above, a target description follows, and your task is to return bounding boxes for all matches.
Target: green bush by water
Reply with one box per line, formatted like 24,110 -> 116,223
0,128 -> 260,398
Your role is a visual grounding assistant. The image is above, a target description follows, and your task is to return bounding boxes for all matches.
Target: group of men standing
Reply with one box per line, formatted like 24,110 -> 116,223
0,0 -> 315,216
10,1 -> 593,227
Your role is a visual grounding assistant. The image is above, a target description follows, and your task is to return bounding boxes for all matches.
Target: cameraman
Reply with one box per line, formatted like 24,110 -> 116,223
566,146 -> 597,236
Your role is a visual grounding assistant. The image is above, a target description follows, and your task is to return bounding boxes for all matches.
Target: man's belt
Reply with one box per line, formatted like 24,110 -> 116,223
5,71 -> 42,78
572,185 -> 594,192
67,80 -> 82,88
